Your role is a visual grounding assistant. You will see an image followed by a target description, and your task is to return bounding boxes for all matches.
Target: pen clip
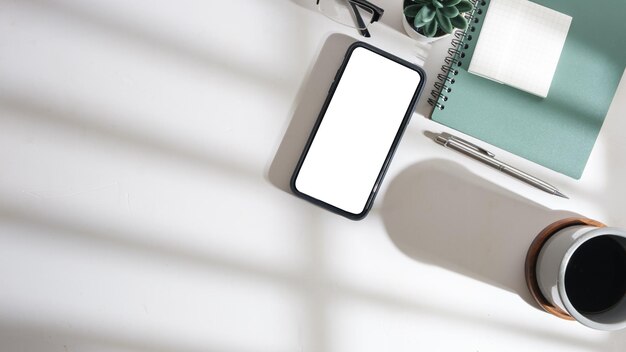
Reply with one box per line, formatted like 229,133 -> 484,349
441,132 -> 496,157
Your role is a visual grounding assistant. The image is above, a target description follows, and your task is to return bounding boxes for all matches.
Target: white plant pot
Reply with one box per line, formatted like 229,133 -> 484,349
402,15 -> 451,44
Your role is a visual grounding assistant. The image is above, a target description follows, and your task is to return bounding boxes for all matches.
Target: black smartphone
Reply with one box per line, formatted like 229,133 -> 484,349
290,42 -> 426,220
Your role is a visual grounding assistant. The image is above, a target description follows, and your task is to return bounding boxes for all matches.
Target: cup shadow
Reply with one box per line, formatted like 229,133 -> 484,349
381,158 -> 577,308
267,33 -> 357,193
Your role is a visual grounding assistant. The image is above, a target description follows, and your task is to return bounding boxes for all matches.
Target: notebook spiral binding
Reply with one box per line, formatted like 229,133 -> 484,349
428,0 -> 487,110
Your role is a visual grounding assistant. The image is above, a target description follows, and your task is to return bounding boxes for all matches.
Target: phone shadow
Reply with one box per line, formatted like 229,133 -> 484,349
267,33 -> 358,193
381,159 -> 577,308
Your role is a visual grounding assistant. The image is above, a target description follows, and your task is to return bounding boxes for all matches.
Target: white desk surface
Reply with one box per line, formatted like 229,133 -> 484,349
1,1 -> 625,351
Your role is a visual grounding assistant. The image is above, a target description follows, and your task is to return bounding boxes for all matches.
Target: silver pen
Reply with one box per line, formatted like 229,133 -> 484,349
434,132 -> 568,199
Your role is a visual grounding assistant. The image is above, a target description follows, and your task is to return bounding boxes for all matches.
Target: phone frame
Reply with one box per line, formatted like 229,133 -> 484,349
290,41 -> 426,220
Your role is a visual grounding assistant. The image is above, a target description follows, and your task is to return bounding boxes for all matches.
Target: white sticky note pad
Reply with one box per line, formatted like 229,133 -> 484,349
468,0 -> 572,98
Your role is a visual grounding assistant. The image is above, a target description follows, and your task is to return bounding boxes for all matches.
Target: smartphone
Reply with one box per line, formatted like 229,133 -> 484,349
290,42 -> 426,220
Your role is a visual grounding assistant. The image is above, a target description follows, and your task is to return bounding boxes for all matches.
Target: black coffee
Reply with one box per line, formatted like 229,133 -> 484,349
564,236 -> 626,314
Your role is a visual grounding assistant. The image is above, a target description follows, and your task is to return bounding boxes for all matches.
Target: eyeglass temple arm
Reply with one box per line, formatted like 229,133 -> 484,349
315,1 -> 383,37
315,1 -> 384,22
351,0 -> 384,22
348,2 -> 371,37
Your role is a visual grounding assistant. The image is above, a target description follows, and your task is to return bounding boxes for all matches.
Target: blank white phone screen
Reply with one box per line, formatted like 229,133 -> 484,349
295,47 -> 422,215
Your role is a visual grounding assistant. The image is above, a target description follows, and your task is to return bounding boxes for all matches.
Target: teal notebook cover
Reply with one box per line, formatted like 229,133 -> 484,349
430,0 -> 626,179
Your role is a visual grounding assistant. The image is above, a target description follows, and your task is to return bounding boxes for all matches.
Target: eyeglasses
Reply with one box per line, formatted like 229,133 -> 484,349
316,0 -> 384,37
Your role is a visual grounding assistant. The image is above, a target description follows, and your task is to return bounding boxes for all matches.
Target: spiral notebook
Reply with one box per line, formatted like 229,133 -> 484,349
429,0 -> 626,179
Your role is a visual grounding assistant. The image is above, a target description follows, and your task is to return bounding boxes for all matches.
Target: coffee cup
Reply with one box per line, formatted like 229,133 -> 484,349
534,224 -> 626,330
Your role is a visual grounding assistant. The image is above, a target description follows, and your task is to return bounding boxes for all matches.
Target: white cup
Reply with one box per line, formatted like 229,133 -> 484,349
536,225 -> 626,330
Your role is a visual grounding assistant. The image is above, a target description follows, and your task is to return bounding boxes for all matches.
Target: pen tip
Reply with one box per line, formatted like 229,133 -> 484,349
423,131 -> 438,140
554,190 -> 569,199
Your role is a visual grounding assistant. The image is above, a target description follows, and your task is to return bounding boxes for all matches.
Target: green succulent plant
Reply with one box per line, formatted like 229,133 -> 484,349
404,0 -> 474,38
